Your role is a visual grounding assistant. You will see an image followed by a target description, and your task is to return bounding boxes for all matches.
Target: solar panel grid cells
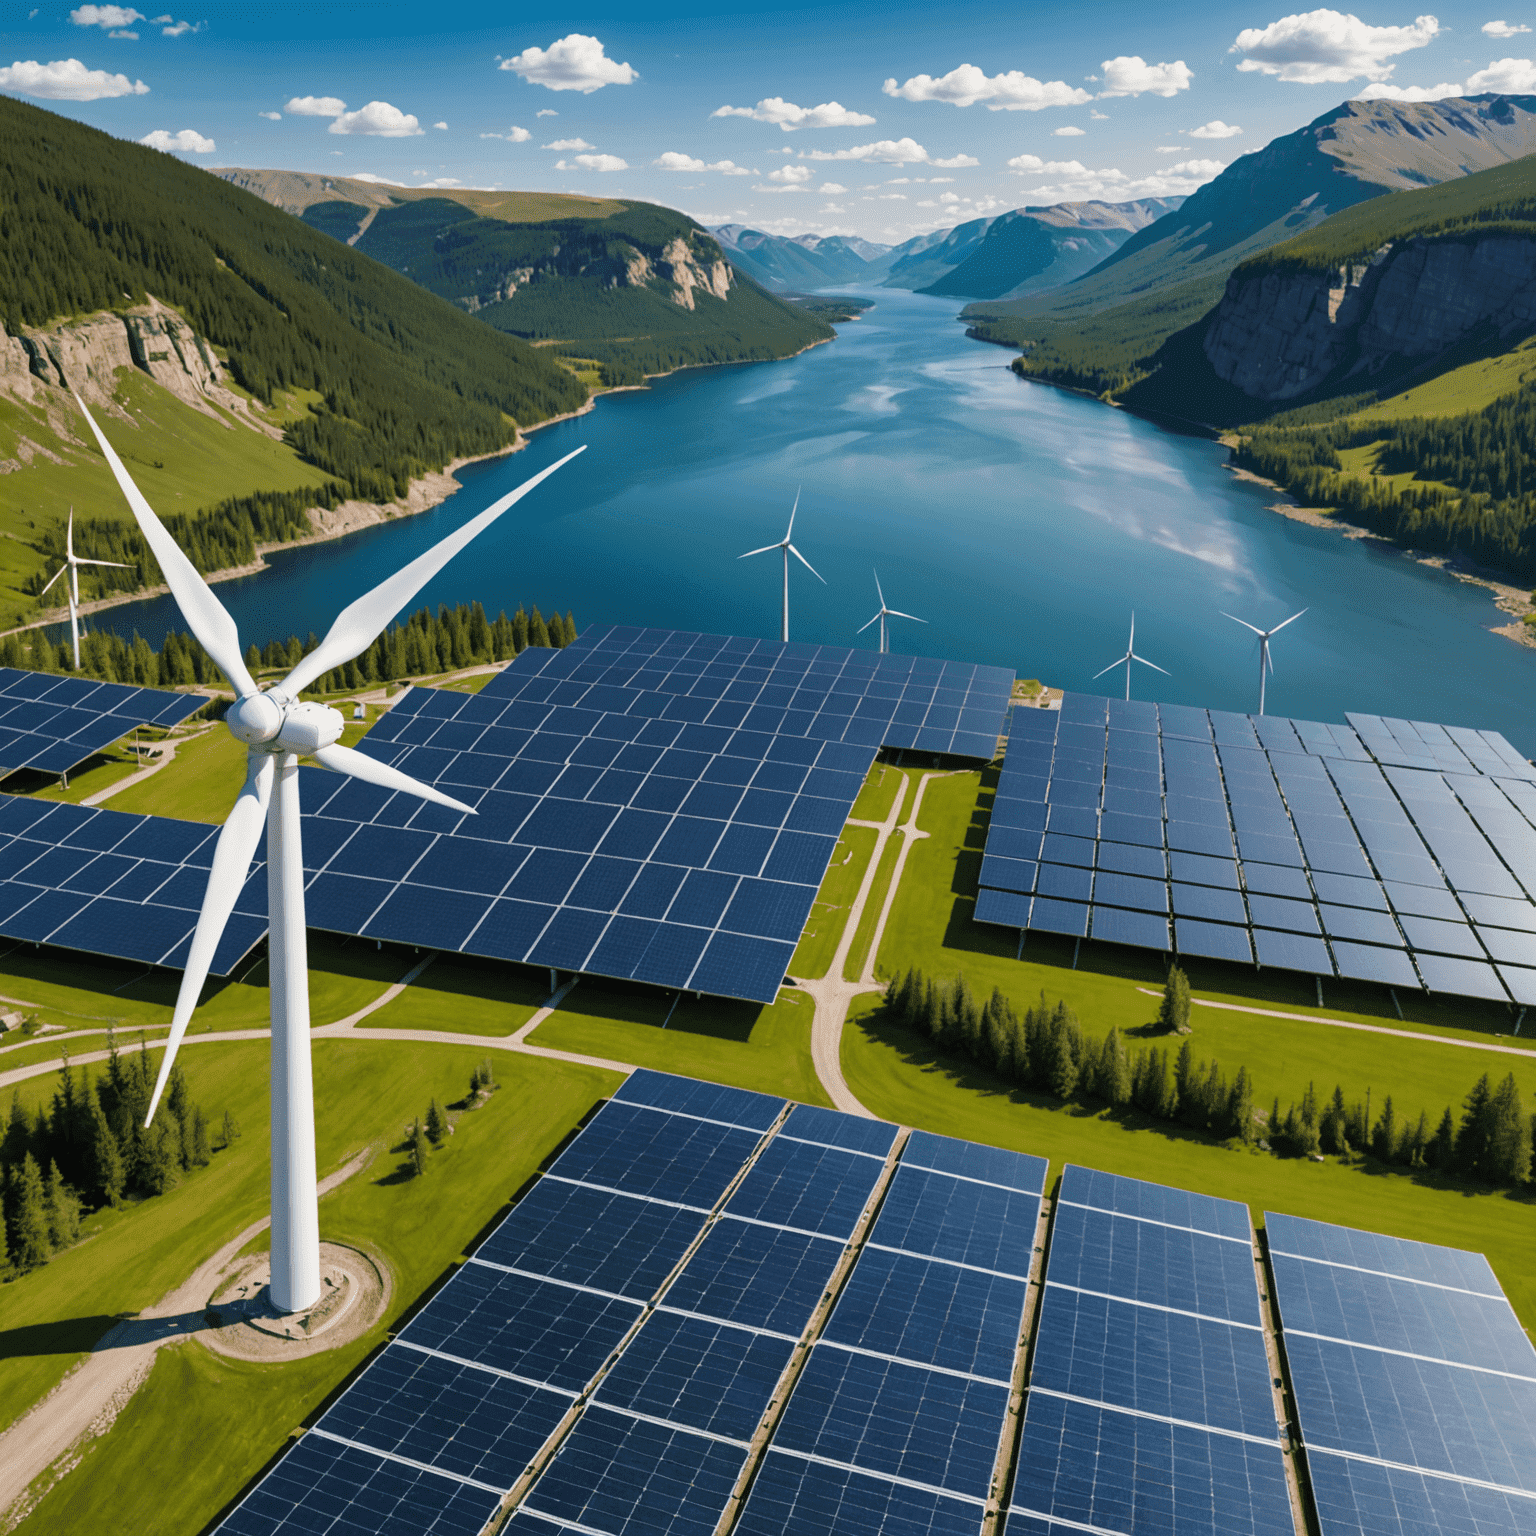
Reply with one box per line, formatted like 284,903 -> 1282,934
1303,1452 -> 1536,1536
724,1137 -> 887,1240
735,1453 -> 985,1536
0,670 -> 201,772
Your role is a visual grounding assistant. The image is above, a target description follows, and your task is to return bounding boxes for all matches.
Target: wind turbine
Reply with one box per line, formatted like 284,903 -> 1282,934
75,394 -> 584,1314
1222,608 -> 1306,715
39,508 -> 131,670
738,490 -> 824,643
856,570 -> 925,654
1093,612 -> 1169,701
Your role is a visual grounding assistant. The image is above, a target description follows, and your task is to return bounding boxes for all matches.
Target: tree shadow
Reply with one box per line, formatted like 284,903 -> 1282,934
0,1314 -> 122,1357
553,975 -> 761,1044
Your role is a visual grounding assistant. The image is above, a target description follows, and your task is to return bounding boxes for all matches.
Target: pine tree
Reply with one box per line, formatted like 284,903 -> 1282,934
1372,1096 -> 1398,1162
44,1160 -> 81,1250
1173,1039 -> 1196,1110
1427,1107 -> 1456,1168
1484,1073 -> 1532,1186
140,1123 -> 178,1195
220,1109 -> 241,1148
1227,1067 -> 1255,1142
1400,1110 -> 1429,1168
3,1089 -> 29,1164
921,979 -> 942,1040
951,976 -> 982,1059
11,1153 -> 51,1269
1048,1009 -> 1079,1101
528,606 -> 551,648
0,1191 -> 8,1272
1099,1028 -> 1131,1108
87,1092 -> 126,1206
1456,1074 -> 1493,1178
1157,965 -> 1191,1034
425,1098 -> 448,1146
411,1118 -> 430,1176
190,1107 -> 211,1167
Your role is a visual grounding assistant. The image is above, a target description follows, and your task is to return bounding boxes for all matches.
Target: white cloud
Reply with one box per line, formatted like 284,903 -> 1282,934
882,63 -> 1091,110
820,203 -> 847,212
69,5 -> 142,28
1230,10 -> 1439,83
1099,56 -> 1193,96
1051,124 -> 1086,135
160,18 -> 201,35
258,109 -> 280,120
508,124 -> 531,141
710,96 -> 876,130
1156,144 -> 1182,152
285,94 -> 345,117
556,151 -> 627,171
348,171 -> 405,184
1090,109 -> 1110,118
109,29 -> 138,39
545,136 -> 593,150
766,163 -> 813,183
1357,78 -> 1464,97
0,56 -> 146,98
500,34 -> 636,93
802,137 -> 978,166
140,126 -> 213,152
1483,19 -> 1531,36
1466,55 -> 1536,88
1188,119 -> 1243,137
715,161 -> 753,176
329,101 -> 423,137
1006,153 -> 1226,199
536,108 -> 557,117
414,176 -> 460,187
655,150 -> 705,170
433,120 -> 447,130
820,181 -> 847,193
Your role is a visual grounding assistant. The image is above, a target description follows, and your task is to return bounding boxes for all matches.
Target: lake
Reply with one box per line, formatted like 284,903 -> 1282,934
88,286 -> 1536,755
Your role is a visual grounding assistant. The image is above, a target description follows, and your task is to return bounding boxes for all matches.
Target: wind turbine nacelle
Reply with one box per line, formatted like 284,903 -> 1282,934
274,701 -> 346,755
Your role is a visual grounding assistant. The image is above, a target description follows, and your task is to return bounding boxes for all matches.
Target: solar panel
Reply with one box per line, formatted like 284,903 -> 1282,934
736,1452 -> 983,1536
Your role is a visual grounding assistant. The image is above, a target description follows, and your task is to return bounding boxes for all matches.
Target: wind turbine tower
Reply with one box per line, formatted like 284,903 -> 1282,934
856,570 -> 925,654
1222,608 -> 1306,715
77,395 -> 583,1314
39,508 -> 131,670
738,491 -> 824,643
1093,612 -> 1169,701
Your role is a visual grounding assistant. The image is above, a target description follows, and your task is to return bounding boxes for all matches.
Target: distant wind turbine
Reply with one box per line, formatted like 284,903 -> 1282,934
1223,608 -> 1306,715
77,393 -> 583,1314
856,570 -> 925,654
738,490 -> 824,643
1093,612 -> 1169,701
39,508 -> 131,670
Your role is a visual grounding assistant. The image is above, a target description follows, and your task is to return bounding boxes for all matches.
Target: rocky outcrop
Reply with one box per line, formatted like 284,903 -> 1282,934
657,237 -> 731,310
1202,234 -> 1536,400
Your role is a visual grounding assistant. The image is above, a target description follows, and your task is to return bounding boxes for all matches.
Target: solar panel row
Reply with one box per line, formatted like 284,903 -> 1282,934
1265,1210 -> 1536,1536
1006,1165 -> 1292,1536
0,667 -> 203,776
979,694 -> 1536,1005
737,1132 -> 1047,1535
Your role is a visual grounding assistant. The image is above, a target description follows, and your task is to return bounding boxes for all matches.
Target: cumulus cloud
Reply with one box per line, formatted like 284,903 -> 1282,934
1006,152 -> 1226,199
482,124 -> 532,141
500,34 -> 636,93
1483,19 -> 1530,35
285,94 -> 345,116
544,136 -> 592,150
654,151 -> 754,174
1357,78 -> 1463,97
329,101 -> 423,137
258,109 -> 280,120
159,18 -> 202,35
69,5 -> 142,28
556,151 -> 627,171
536,108 -> 557,117
1155,144 -> 1183,152
766,163 -> 812,183
414,176 -> 460,187
1230,10 -> 1439,83
140,126 -> 213,152
820,181 -> 847,192
433,120 -> 447,130
0,57 -> 147,98
1051,124 -> 1086,135
1188,119 -> 1243,137
1099,56 -> 1193,95
802,137 -> 978,166
710,96 -> 876,130
1466,55 -> 1536,88
882,63 -> 1091,110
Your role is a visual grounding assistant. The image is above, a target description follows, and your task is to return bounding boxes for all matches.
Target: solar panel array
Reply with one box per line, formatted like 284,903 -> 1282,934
736,1133 -> 1047,1536
0,795 -> 262,974
1266,1211 -> 1536,1536
1006,1165 -> 1292,1536
977,693 -> 1536,1006
0,667 -> 201,776
295,625 -> 1011,1004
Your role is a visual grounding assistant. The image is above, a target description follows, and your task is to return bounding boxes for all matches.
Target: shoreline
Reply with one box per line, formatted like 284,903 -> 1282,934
9,335 -> 832,640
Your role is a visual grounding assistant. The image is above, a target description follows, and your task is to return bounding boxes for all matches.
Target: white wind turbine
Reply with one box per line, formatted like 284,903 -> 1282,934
1222,607 -> 1306,715
856,570 -> 925,655
39,508 -> 132,671
1093,612 -> 1169,701
76,395 -> 584,1314
738,490 -> 825,643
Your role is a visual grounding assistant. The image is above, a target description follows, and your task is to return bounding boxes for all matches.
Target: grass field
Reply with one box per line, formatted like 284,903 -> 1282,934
844,830 -> 903,982
364,952 -> 549,1034
3,1039 -> 618,1533
790,825 -> 877,979
848,761 -> 904,822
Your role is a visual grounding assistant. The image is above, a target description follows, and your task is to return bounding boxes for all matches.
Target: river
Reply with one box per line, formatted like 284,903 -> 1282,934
86,286 -> 1536,756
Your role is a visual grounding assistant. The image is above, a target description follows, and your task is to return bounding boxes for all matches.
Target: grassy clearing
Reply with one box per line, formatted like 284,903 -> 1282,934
1343,336 -> 1536,425
791,825 -> 877,980
365,953 -> 549,1035
105,724 -> 245,823
841,995 -> 1536,1335
532,981 -> 830,1107
849,762 -> 904,823
4,1038 -> 616,1533
844,831 -> 903,983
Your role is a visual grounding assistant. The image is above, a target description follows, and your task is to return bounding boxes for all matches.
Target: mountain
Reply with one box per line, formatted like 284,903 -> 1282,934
878,219 -> 998,291
708,225 -> 888,290
221,171 -> 831,388
918,200 -> 1182,300
966,95 -> 1536,392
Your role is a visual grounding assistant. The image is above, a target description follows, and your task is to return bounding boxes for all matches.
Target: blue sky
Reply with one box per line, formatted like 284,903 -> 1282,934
4,1 -> 1533,242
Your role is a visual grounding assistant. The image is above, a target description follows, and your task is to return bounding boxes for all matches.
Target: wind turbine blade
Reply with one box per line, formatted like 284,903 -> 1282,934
1270,607 -> 1307,635
787,544 -> 826,583
1133,654 -> 1172,676
1222,612 -> 1265,637
856,612 -> 881,634
75,396 -> 258,698
784,487 -> 800,543
66,508 -> 75,562
738,543 -> 779,559
77,558 -> 133,570
873,569 -> 885,607
1092,656 -> 1128,680
310,743 -> 477,814
888,610 -> 926,624
39,566 -> 66,596
280,446 -> 585,699
144,751 -> 274,1123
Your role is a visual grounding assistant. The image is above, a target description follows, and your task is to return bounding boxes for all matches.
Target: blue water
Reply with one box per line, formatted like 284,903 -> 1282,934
87,287 -> 1536,755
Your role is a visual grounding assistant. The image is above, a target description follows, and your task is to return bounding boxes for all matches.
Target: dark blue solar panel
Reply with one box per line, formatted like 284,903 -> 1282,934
1172,882 -> 1247,924
902,1131 -> 1046,1193
614,1069 -> 784,1131
867,1166 -> 1039,1276
317,1342 -> 571,1489
1305,1449 -> 1536,1536
779,1103 -> 897,1158
1265,1213 -> 1502,1294
725,1138 -> 884,1239
1330,941 -> 1421,988
736,1452 -> 983,1536
1060,1166 -> 1251,1240
666,1219 -> 841,1337
1254,928 -> 1333,973
0,670 -> 201,774
1028,898 -> 1088,938
975,888 -> 1031,928
1090,905 -> 1170,950
1175,918 -> 1254,964
214,1432 -> 503,1536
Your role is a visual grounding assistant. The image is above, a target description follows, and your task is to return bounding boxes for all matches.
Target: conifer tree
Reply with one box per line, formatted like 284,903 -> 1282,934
1099,1028 -> 1131,1108
1427,1107 -> 1456,1168
411,1118 -> 430,1176
1297,1082 -> 1321,1156
528,606 -> 551,648
1401,1110 -> 1429,1168
221,1109 -> 241,1148
190,1107 -> 211,1167
0,1193 -> 8,1272
425,1098 -> 448,1146
1373,1096 -> 1397,1162
87,1092 -> 125,1206
11,1153 -> 51,1269
1173,1040 -> 1196,1111
1157,965 -> 1191,1034
3,1089 -> 29,1165
1485,1073 -> 1532,1186
1227,1067 -> 1255,1142
44,1160 -> 81,1250
1456,1074 -> 1493,1177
